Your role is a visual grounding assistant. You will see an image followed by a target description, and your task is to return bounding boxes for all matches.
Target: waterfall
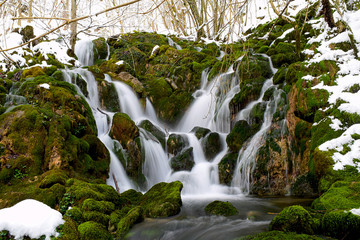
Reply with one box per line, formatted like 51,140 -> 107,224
231,55 -> 280,193
67,40 -> 285,196
177,65 -> 239,133
75,39 -> 95,66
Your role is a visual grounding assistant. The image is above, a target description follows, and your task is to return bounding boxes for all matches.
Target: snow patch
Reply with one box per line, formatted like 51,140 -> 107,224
115,60 -> 124,66
351,208 -> 360,216
0,199 -> 64,240
39,83 -> 50,90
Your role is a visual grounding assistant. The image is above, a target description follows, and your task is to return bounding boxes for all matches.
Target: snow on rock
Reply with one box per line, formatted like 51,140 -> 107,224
151,45 -> 160,56
34,41 -> 79,66
351,208 -> 360,216
116,60 -> 124,65
0,199 -> 64,240
39,83 -> 50,90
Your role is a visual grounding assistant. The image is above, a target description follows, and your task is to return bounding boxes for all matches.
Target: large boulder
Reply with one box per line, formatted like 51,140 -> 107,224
226,120 -> 253,152
139,120 -> 166,149
202,132 -> 223,160
167,133 -> 188,155
140,181 -> 183,218
218,153 -> 238,185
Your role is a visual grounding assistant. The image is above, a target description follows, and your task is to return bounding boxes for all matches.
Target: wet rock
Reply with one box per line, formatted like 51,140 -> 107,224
170,147 -> 194,171
114,72 -> 145,94
191,126 -> 211,139
218,153 -> 238,185
202,132 -> 223,160
167,133 -> 187,156
139,120 -> 166,149
226,120 -> 253,152
110,113 -> 139,147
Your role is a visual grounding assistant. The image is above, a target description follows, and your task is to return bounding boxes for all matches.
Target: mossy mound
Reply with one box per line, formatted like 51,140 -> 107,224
110,113 -> 139,147
312,181 -> 360,211
120,189 -> 143,206
78,221 -> 112,240
239,230 -> 325,240
267,42 -> 300,68
204,200 -> 238,216
140,181 -> 183,218
97,79 -> 120,112
116,206 -> 144,238
269,205 -> 314,234
321,210 -> 360,239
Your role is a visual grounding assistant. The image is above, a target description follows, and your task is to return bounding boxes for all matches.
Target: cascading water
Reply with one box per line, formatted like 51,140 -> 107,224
231,55 -> 282,193
68,40 -> 287,198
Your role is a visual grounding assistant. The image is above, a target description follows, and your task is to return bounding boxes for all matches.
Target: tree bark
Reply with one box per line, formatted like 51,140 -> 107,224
70,0 -> 77,51
322,0 -> 335,28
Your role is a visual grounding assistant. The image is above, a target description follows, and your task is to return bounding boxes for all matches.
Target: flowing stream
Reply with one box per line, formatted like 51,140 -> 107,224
67,40 -> 303,239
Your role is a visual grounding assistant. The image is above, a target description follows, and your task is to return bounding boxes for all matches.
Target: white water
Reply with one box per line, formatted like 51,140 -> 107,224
75,40 -> 95,66
232,56 -> 280,193
177,65 -> 239,133
70,41 -> 281,196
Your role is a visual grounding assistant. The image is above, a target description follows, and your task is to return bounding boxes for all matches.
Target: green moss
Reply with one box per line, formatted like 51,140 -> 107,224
218,152 -> 238,185
140,181 -> 183,218
239,231 -> 324,240
226,120 -> 253,152
93,38 -> 108,60
59,216 -> 80,240
311,117 -> 343,151
191,127 -> 211,139
167,133 -> 187,155
97,80 -> 120,112
82,198 -> 115,214
138,120 -> 166,149
321,210 -> 360,239
202,132 -> 222,160
116,206 -> 144,238
78,221 -> 111,240
82,211 -> 110,226
205,200 -> 238,216
120,189 -> 143,206
66,179 -> 123,206
110,113 -> 139,147
39,170 -> 68,188
170,147 -> 194,171
268,42 -> 300,68
270,205 -> 314,234
312,181 -> 360,211
273,67 -> 287,85
65,206 -> 83,223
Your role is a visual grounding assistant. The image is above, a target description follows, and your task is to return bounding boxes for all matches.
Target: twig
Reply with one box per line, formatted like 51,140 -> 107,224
112,174 -> 120,193
140,0 -> 166,14
0,0 -> 8,8
268,0 -> 293,37
1,0 -> 143,52
12,16 -> 70,21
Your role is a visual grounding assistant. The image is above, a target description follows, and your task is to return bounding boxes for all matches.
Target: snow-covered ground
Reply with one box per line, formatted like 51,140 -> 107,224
0,199 -> 64,239
304,9 -> 360,171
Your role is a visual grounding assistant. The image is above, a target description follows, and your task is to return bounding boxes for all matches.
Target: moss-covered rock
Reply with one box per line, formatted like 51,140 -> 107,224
202,132 -> 223,159
312,181 -> 360,211
97,79 -> 120,112
81,198 -> 115,214
113,72 -> 145,95
78,221 -> 112,240
140,181 -> 183,218
120,189 -> 143,206
191,126 -> 211,139
321,210 -> 360,239
139,119 -> 166,149
59,216 -> 81,240
93,38 -> 108,60
218,152 -> 238,185
170,147 -> 194,171
39,170 -> 68,188
167,133 -> 188,155
268,42 -> 300,68
273,67 -> 287,85
204,200 -> 238,216
116,206 -> 144,238
239,230 -> 325,240
226,120 -> 253,152
269,205 -> 314,234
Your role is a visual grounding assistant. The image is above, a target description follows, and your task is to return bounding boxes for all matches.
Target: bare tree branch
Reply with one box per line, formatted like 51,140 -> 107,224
1,0 -> 143,52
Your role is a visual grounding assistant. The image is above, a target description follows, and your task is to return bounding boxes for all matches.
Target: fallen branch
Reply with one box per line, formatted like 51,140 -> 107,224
0,0 -> 8,8
0,0 -> 143,52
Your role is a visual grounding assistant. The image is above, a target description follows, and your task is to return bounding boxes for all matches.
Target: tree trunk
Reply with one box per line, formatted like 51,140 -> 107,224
322,0 -> 335,28
70,0 -> 77,51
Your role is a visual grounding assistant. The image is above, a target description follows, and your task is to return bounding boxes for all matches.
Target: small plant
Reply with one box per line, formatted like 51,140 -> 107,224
13,167 -> 28,179
60,193 -> 74,214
